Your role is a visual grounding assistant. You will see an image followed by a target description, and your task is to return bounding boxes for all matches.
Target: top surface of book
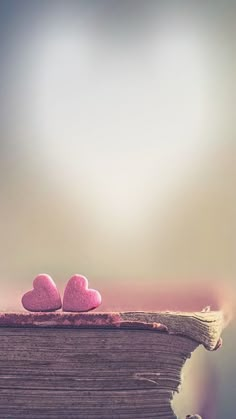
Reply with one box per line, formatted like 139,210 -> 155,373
0,310 -> 224,351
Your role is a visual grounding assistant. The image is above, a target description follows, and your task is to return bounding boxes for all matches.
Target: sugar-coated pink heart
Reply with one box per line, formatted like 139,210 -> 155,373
22,274 -> 62,312
63,275 -> 102,312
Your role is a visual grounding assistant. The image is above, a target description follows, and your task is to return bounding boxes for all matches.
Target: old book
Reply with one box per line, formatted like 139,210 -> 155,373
0,311 -> 224,419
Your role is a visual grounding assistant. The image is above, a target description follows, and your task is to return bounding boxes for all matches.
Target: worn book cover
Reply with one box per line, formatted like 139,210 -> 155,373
0,310 -> 224,419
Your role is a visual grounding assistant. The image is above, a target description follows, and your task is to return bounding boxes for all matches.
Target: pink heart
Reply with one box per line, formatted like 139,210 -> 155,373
63,274 -> 102,312
22,274 -> 62,312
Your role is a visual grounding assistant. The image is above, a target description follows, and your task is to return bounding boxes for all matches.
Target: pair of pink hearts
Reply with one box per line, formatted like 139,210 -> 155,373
21,274 -> 102,312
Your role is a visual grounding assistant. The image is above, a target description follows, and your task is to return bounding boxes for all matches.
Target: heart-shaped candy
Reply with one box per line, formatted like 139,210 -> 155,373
63,274 -> 101,312
22,274 -> 62,312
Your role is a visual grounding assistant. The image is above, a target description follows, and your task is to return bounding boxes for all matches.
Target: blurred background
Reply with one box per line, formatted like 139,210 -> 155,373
0,1 -> 235,418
